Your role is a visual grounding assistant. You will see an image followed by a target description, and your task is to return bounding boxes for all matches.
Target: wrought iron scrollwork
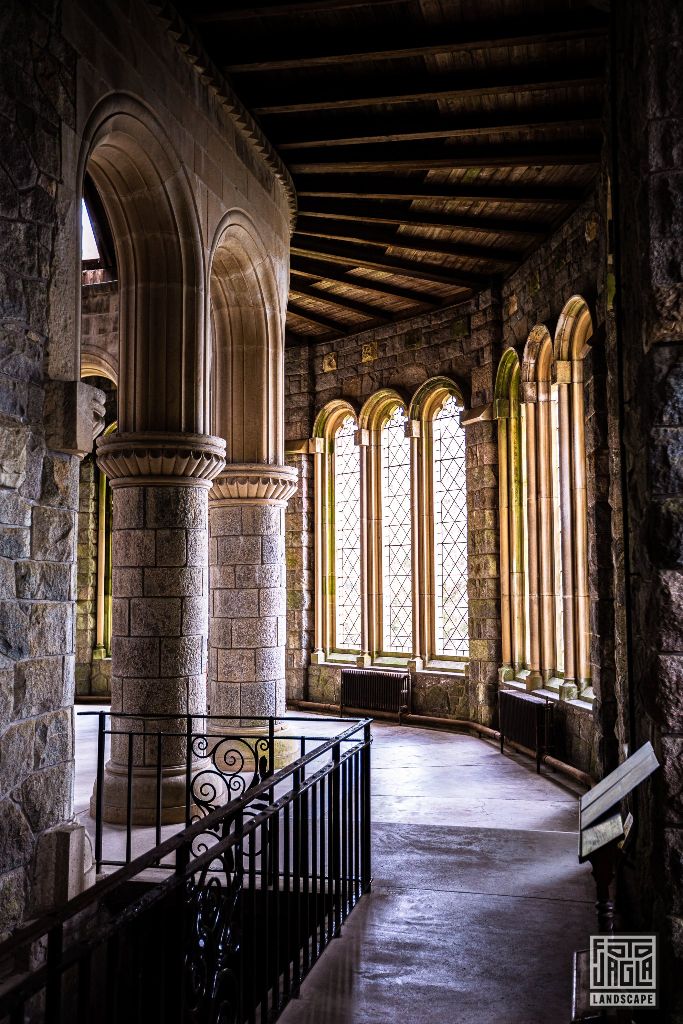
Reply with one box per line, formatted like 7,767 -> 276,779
184,848 -> 242,1024
189,734 -> 272,864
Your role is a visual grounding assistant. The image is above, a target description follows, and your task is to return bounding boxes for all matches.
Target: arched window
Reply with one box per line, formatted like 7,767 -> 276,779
311,400 -> 361,660
554,296 -> 594,699
312,379 -> 470,671
515,301 -> 594,701
409,378 -> 468,666
494,352 -> 528,681
333,415 -> 362,650
431,396 -> 468,657
379,404 -> 413,654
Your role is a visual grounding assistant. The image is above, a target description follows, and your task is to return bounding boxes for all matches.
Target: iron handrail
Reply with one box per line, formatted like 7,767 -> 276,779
0,715 -> 372,963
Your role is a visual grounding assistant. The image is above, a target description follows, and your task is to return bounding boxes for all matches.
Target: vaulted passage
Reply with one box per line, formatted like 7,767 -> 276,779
280,722 -> 593,1024
1,0 -> 681,1021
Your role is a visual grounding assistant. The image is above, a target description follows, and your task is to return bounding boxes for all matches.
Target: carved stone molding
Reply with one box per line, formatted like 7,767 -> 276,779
210,464 -> 298,506
96,432 -> 226,487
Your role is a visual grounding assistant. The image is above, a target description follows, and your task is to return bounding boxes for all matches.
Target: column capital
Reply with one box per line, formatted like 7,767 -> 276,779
96,431 -> 226,488
210,463 -> 298,506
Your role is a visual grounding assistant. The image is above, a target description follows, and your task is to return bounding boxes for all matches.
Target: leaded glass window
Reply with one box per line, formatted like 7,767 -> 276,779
380,405 -> 412,653
333,416 -> 361,649
432,395 -> 468,657
550,384 -> 564,674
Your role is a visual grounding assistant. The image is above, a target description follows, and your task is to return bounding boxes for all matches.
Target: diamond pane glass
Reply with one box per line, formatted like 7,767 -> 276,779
380,405 -> 413,653
433,395 -> 469,657
333,416 -> 361,649
550,385 -> 564,674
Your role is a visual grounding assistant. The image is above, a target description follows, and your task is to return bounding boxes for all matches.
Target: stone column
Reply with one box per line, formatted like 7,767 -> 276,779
208,464 -> 297,721
94,432 -> 225,823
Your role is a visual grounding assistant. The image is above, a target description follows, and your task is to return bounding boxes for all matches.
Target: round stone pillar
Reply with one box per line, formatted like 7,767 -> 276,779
93,432 -> 225,824
209,464 -> 297,722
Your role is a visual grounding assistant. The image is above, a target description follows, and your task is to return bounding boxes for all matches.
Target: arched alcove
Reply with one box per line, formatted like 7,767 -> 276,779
209,210 -> 285,465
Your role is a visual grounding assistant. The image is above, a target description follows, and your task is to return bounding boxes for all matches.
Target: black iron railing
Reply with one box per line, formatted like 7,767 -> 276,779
0,715 -> 372,1024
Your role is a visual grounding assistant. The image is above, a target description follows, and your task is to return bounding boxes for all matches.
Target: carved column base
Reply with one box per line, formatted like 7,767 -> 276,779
91,759 -> 193,826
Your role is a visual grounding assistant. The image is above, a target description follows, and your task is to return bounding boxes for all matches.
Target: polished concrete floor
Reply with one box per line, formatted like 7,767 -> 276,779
74,711 -> 594,1023
279,721 -> 594,1024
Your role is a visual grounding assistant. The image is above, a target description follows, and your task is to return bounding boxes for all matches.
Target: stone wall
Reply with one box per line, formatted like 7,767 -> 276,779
284,197 -> 612,764
0,0 -> 83,938
614,2 -> 683,1017
501,194 -> 611,775
81,275 -> 118,383
284,290 -> 506,724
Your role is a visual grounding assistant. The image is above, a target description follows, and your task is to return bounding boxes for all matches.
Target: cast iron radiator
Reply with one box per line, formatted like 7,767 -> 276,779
340,668 -> 410,718
498,688 -> 553,773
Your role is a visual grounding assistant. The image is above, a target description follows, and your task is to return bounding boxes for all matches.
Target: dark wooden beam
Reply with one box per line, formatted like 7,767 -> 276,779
290,277 -> 392,321
294,218 -> 521,264
227,12 -> 608,72
250,63 -> 604,114
287,139 -> 601,174
193,0 -> 406,22
274,106 -> 601,149
291,257 -> 443,305
296,175 -> 585,205
297,198 -> 548,237
291,238 -> 485,289
287,300 -> 348,334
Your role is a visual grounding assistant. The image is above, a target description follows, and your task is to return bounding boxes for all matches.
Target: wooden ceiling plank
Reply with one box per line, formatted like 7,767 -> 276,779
290,277 -> 392,321
298,198 -> 549,236
291,257 -> 443,305
294,218 -> 521,264
275,108 -> 601,150
250,64 -> 603,114
225,12 -> 608,71
296,175 -> 585,205
288,139 -> 601,173
287,299 -> 350,333
291,237 -> 484,289
193,0 -> 406,22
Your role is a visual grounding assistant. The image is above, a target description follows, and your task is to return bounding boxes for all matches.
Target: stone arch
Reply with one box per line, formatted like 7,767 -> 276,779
358,387 -> 407,430
312,398 -> 358,439
408,375 -> 464,421
554,295 -> 594,362
78,94 -> 206,437
209,209 -> 285,465
522,323 -> 554,386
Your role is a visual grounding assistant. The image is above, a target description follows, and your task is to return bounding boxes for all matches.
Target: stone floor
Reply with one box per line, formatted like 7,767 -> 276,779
74,710 -> 594,1023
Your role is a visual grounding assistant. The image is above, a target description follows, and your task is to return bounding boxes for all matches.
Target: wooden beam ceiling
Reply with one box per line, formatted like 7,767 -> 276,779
250,63 -> 604,114
290,277 -> 393,322
174,0 -> 607,345
297,199 -> 548,237
294,217 -> 521,264
291,257 -> 445,306
291,237 -> 486,289
295,176 -> 587,205
225,12 -> 608,72
287,139 -> 601,175
193,0 -> 408,22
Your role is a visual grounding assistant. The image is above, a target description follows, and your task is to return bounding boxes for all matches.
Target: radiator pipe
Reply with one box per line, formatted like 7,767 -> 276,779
287,699 -> 594,789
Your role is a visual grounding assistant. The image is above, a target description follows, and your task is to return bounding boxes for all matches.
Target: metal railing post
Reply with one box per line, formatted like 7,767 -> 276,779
361,722 -> 372,893
95,711 -> 105,874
